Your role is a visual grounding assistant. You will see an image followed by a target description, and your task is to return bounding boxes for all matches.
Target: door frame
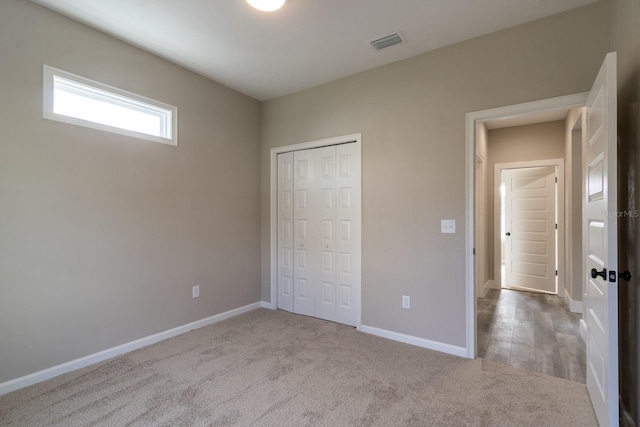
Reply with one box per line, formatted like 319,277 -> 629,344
465,93 -> 587,358
269,133 -> 362,327
494,159 -> 564,294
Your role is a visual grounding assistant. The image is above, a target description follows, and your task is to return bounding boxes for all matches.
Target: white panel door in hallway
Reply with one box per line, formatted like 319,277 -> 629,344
503,166 -> 557,294
277,143 -> 359,326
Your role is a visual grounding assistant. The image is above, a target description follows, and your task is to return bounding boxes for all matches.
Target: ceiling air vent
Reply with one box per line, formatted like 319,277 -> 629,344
370,31 -> 405,51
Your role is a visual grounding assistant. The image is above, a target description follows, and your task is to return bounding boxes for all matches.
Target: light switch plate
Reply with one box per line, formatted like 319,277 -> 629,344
441,219 -> 456,234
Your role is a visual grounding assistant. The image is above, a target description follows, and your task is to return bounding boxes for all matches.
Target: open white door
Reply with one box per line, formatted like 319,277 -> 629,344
584,52 -> 618,427
503,166 -> 557,294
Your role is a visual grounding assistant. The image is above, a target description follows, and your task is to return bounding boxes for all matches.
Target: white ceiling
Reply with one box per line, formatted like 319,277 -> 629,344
33,0 -> 598,101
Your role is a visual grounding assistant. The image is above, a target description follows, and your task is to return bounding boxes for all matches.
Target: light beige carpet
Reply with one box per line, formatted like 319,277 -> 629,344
1,309 -> 597,426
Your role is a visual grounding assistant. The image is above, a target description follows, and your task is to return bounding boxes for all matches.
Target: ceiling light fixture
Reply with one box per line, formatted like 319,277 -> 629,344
247,0 -> 285,12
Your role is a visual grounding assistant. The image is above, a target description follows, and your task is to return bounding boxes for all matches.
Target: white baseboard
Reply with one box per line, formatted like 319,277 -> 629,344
357,324 -> 467,358
563,289 -> 583,314
579,319 -> 587,343
484,279 -> 498,293
260,301 -> 275,310
0,302 -> 262,397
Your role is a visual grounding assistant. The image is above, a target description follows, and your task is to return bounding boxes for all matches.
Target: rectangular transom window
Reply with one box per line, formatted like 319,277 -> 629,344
43,65 -> 178,146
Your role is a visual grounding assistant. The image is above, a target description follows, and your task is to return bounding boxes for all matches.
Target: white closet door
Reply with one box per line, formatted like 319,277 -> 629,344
277,152 -> 294,312
278,142 -> 359,326
314,146 -> 337,321
336,143 -> 360,326
293,149 -> 316,316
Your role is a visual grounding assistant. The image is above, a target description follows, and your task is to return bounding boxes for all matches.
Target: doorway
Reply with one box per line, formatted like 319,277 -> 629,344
467,94 -> 588,383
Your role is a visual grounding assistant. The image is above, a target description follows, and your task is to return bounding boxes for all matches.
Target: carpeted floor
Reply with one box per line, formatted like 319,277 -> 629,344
0,309 -> 597,426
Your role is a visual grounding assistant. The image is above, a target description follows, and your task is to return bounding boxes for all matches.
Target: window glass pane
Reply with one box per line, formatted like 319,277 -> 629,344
54,85 -> 164,137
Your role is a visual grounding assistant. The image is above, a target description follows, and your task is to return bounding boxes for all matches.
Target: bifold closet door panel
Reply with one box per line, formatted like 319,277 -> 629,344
336,143 -> 359,327
293,149 -> 317,317
277,152 -> 294,312
313,146 -> 337,322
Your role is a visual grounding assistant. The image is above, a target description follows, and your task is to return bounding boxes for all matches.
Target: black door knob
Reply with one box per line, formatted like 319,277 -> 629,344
619,271 -> 632,281
591,268 -> 607,280
505,232 -> 511,236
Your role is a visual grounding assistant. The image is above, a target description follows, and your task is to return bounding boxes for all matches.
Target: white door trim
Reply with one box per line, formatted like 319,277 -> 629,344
465,93 -> 587,358
493,159 -> 565,294
269,133 -> 362,328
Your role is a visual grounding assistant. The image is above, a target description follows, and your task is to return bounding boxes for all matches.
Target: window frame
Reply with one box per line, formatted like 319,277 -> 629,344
43,65 -> 178,146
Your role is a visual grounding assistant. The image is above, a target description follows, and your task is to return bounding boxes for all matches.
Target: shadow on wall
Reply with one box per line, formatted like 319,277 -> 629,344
618,65 -> 640,426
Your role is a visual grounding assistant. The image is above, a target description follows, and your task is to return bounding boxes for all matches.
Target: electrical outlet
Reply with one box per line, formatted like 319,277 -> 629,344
441,219 -> 456,234
402,295 -> 410,309
192,286 -> 200,298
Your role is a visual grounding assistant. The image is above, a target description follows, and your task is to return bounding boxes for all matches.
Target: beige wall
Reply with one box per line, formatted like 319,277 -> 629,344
0,0 -> 261,383
475,123 -> 489,296
563,108 -> 585,305
261,3 -> 610,347
486,121 -> 566,286
611,0 -> 640,422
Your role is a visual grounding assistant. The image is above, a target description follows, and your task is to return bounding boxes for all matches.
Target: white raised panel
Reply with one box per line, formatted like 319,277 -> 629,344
321,156 -> 333,179
512,197 -> 547,212
587,88 -> 603,145
283,191 -> 292,210
283,276 -> 292,296
297,220 -> 307,239
339,285 -> 351,308
322,220 -> 332,241
322,188 -> 333,209
340,220 -> 351,241
282,248 -> 291,268
281,219 -> 291,239
340,188 -> 351,208
297,190 -> 308,208
340,252 -> 351,274
339,154 -> 351,177
297,279 -> 309,299
587,331 -> 606,395
297,249 -> 307,268
322,251 -> 333,272
512,175 -> 546,191
322,282 -> 333,303
512,260 -> 548,278
588,221 -> 605,266
297,159 -> 308,180
588,154 -> 604,202
588,278 -> 605,329
512,240 -> 547,256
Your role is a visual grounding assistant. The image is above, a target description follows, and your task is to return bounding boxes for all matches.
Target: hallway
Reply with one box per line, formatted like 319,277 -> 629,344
477,289 -> 586,383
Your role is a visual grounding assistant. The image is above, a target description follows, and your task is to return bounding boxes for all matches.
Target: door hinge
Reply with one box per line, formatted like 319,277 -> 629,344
555,223 -> 558,229
473,248 -> 476,255
555,177 -> 558,183
555,270 -> 558,276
